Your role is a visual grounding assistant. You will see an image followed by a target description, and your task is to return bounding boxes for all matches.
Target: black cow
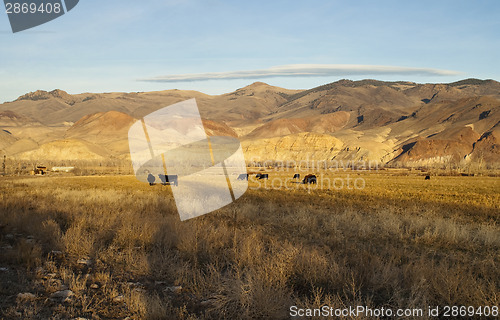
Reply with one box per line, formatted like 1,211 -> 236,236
302,174 -> 317,184
147,173 -> 156,186
256,173 -> 269,180
293,173 -> 300,179
425,175 -> 430,180
158,174 -> 178,186
237,173 -> 249,180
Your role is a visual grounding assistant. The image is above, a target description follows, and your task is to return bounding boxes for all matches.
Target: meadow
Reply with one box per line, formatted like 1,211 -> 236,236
0,171 -> 498,319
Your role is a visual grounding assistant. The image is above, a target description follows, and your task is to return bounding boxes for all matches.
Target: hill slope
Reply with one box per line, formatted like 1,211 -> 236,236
1,79 -> 499,168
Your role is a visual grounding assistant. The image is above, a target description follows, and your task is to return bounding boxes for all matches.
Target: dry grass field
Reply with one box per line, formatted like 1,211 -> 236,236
0,171 -> 498,319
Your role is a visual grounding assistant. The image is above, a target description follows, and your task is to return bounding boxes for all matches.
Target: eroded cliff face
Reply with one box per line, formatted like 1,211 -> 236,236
242,132 -> 344,162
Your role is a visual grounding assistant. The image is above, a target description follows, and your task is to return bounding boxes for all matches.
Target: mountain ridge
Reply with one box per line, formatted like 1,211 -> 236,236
1,79 -> 499,168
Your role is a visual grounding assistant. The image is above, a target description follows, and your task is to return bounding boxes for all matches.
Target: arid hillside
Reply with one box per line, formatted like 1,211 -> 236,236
0,79 -> 499,168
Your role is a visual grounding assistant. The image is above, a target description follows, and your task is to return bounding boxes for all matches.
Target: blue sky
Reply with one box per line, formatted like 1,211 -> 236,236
1,0 -> 499,102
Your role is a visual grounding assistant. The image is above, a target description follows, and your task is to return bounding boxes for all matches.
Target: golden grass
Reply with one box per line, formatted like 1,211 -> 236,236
0,172 -> 498,319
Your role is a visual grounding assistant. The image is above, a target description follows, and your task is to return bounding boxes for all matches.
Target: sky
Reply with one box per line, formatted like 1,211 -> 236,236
1,0 -> 499,102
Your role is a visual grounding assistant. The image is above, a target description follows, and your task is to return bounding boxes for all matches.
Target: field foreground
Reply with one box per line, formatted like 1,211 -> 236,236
0,173 -> 498,319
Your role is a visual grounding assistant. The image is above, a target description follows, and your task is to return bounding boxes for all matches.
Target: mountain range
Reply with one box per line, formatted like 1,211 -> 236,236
0,78 -> 499,169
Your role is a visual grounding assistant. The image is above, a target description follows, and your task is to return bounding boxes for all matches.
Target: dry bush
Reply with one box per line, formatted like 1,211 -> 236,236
0,174 -> 498,319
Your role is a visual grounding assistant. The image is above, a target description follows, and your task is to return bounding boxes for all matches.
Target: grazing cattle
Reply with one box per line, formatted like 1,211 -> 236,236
256,173 -> 269,180
293,173 -> 300,179
147,173 -> 156,186
302,174 -> 317,184
237,173 -> 249,180
158,174 -> 179,186
425,175 -> 430,180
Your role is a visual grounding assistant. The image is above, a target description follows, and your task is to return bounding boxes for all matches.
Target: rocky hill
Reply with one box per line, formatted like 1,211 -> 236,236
1,79 -> 499,168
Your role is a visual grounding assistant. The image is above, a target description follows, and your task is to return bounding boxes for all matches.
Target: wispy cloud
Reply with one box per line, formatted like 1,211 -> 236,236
139,64 -> 461,82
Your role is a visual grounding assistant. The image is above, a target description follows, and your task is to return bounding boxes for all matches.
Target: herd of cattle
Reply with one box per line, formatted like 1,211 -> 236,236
147,173 -> 178,186
147,172 -> 433,187
237,173 -> 317,184
146,170 -> 436,188
147,172 -> 317,186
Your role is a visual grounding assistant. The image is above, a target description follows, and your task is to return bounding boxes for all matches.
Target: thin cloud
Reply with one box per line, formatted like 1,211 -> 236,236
139,64 -> 461,82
